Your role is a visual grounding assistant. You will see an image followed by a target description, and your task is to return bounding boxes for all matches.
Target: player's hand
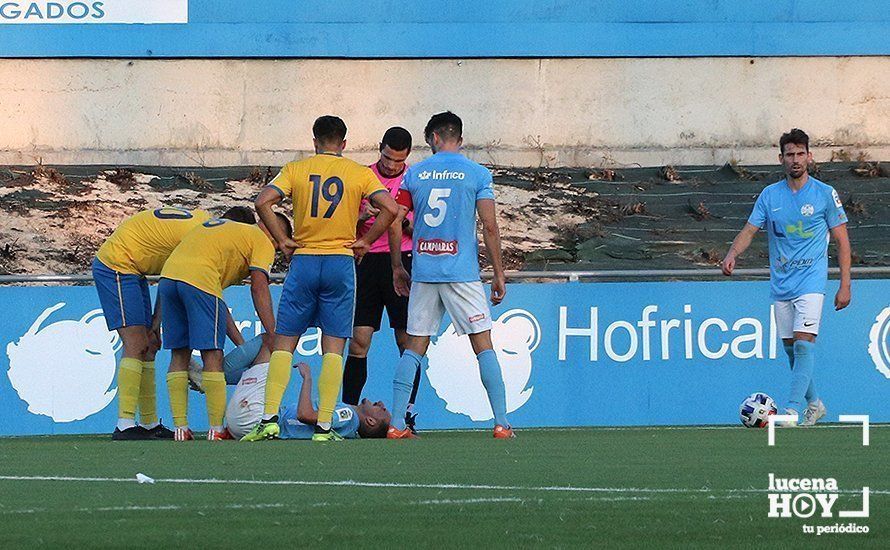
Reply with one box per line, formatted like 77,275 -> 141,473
393,265 -> 411,297
348,239 -> 371,263
366,205 -> 380,217
278,238 -> 299,259
147,327 -> 162,355
721,254 -> 736,276
835,286 -> 851,311
490,274 -> 506,305
296,362 -> 311,379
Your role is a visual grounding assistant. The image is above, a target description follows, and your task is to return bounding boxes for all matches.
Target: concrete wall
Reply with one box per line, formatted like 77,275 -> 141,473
1,57 -> 888,168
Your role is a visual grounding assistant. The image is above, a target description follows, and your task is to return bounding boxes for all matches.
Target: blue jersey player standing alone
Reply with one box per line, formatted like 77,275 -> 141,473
723,128 -> 852,427
388,111 -> 514,439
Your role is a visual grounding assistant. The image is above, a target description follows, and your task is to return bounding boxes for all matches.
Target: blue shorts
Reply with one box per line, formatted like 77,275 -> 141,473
158,278 -> 227,351
277,255 -> 355,339
92,258 -> 151,331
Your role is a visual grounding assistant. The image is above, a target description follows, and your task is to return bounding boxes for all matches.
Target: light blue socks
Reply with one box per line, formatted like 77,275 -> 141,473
477,349 -> 509,428
787,340 -> 816,410
391,350 -> 422,430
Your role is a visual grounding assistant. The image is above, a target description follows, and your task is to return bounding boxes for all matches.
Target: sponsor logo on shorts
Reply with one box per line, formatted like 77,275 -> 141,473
418,238 -> 458,255
468,313 -> 486,323
242,377 -> 257,385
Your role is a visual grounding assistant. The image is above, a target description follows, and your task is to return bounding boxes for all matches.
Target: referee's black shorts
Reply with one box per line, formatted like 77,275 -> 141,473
354,251 -> 412,332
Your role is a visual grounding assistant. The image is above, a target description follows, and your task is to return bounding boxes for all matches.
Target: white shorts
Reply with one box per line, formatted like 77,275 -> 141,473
407,281 -> 492,337
774,293 -> 824,339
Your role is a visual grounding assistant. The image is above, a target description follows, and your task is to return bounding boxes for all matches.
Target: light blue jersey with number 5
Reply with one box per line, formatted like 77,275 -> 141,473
400,152 -> 495,283
747,177 -> 847,301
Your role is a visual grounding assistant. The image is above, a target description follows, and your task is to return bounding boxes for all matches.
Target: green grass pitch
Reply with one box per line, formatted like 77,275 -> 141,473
0,426 -> 886,548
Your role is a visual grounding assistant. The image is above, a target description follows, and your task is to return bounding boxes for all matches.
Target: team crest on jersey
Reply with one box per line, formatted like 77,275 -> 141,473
800,204 -> 815,216
418,238 -> 458,255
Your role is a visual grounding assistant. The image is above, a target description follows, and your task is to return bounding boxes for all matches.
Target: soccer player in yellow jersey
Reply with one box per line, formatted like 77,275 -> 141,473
93,206 -> 211,440
159,206 -> 291,441
244,115 -> 400,442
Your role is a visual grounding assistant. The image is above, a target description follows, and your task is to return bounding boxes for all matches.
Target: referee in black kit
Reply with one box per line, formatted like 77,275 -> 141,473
343,127 -> 422,432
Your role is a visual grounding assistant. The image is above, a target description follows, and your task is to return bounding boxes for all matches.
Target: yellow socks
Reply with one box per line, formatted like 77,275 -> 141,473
166,371 -> 189,428
138,360 -> 158,427
263,350 -> 293,419
316,353 -> 344,429
203,371 -> 226,429
117,358 -> 143,427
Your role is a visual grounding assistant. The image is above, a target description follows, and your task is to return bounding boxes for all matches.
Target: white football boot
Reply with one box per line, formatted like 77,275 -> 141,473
777,408 -> 799,428
800,399 -> 827,427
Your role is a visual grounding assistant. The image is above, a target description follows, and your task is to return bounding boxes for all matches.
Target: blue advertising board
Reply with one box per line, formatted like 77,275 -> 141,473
2,280 -> 888,436
0,1 -> 888,58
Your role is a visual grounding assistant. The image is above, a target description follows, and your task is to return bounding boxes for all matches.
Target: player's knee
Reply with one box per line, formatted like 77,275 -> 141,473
793,332 -> 816,343
122,334 -> 150,358
349,335 -> 371,357
468,331 -> 494,355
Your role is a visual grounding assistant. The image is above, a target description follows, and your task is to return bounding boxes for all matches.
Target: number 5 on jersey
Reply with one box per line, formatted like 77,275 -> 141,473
424,188 -> 451,227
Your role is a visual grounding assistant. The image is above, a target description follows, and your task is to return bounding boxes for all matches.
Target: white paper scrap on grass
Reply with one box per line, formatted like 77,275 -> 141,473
0,1 -> 188,24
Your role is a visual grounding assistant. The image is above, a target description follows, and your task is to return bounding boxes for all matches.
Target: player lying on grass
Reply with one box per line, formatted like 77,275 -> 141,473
191,335 -> 391,440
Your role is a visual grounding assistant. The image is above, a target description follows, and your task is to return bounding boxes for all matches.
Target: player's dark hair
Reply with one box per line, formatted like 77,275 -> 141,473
424,111 -> 462,142
274,212 -> 292,238
380,126 -> 412,152
358,418 -> 389,439
221,206 -> 256,224
313,115 -> 348,145
779,128 -> 809,154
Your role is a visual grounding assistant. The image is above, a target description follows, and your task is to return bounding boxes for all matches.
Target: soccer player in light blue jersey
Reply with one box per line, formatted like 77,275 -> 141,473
204,336 -> 391,440
722,129 -> 852,427
387,111 -> 513,439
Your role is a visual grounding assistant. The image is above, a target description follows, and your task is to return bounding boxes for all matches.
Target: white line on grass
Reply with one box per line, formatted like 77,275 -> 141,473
0,475 -> 886,496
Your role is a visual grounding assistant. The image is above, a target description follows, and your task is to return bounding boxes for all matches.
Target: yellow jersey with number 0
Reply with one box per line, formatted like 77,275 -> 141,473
96,208 -> 211,275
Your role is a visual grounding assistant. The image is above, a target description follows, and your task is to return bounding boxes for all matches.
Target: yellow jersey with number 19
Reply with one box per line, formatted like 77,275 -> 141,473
96,208 -> 212,275
268,153 -> 386,256
160,219 -> 275,299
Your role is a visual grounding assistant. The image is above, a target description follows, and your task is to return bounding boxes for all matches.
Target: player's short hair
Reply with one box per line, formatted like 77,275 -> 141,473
313,115 -> 348,145
274,212 -> 292,238
380,126 -> 412,152
779,128 -> 809,154
358,418 -> 389,439
424,111 -> 462,142
221,206 -> 256,224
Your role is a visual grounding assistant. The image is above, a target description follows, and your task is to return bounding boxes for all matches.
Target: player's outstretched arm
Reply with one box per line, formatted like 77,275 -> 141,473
255,186 -> 298,257
477,199 -> 506,305
722,223 -> 760,276
225,309 -> 245,347
830,223 -> 852,310
295,363 -> 318,425
249,270 -> 276,347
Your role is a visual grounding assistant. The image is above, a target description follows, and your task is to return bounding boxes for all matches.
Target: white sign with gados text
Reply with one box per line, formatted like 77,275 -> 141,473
0,1 -> 187,24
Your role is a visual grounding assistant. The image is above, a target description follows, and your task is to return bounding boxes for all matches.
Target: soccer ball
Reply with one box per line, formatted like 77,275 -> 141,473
739,392 -> 777,428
